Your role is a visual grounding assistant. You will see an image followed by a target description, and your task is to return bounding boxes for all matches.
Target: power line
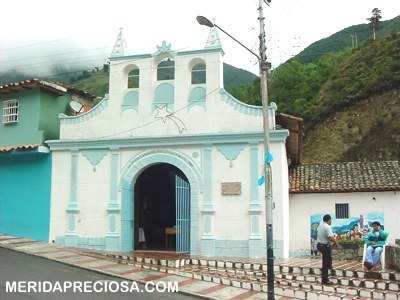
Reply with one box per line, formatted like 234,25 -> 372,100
0,46 -> 111,65
90,86 -> 222,140
0,36 -> 80,52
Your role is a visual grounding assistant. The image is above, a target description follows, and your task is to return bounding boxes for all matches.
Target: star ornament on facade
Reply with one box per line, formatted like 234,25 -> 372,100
154,105 -> 187,133
155,105 -> 172,123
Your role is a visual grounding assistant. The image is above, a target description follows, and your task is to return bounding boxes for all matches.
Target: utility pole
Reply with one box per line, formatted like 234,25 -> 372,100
355,33 -> 358,48
258,1 -> 275,299
197,2 -> 274,297
351,33 -> 359,48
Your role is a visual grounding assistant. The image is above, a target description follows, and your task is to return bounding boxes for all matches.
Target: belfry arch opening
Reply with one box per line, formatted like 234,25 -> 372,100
134,163 -> 189,251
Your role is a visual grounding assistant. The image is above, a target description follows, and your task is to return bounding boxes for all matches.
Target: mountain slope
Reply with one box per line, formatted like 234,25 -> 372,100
295,15 -> 400,64
302,88 -> 400,162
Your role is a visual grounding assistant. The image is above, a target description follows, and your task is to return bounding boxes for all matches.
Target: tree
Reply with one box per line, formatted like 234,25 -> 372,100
367,8 -> 382,40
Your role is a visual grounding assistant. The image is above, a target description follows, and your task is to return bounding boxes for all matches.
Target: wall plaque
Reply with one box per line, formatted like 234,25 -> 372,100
221,182 -> 241,195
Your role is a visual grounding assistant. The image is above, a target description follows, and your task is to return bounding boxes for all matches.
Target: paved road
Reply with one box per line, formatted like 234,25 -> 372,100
0,247 -> 197,300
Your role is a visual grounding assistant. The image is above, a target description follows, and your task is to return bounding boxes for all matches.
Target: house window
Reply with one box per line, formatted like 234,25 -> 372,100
157,58 -> 175,81
191,63 -> 206,84
335,203 -> 349,219
128,68 -> 139,88
2,99 -> 19,124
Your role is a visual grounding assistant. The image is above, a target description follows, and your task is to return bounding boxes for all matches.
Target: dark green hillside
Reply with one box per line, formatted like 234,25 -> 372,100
301,33 -> 400,163
223,64 -> 257,92
309,34 -> 400,128
295,15 -> 400,64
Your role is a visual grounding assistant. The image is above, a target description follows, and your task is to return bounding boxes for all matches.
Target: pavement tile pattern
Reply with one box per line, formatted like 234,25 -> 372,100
1,234 -> 400,299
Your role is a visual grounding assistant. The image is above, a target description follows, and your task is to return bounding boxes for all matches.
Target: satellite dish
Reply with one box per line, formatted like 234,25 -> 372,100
69,100 -> 83,113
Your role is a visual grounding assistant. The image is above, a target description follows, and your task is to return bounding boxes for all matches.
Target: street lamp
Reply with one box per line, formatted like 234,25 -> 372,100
197,2 -> 274,299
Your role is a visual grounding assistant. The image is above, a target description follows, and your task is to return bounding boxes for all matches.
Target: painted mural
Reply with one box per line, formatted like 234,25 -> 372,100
310,212 -> 384,255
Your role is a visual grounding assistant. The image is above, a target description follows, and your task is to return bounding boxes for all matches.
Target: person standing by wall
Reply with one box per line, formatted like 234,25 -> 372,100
363,221 -> 389,270
317,214 -> 338,285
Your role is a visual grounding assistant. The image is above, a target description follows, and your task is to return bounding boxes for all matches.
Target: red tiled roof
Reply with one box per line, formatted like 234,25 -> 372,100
0,78 -> 95,99
0,78 -> 66,93
0,144 -> 42,152
289,161 -> 400,193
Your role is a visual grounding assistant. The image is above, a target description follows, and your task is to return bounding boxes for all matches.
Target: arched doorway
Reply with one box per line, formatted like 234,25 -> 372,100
134,163 -> 189,251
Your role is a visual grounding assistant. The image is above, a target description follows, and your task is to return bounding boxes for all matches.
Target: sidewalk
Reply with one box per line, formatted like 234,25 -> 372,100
0,234 -> 280,299
2,234 -> 399,300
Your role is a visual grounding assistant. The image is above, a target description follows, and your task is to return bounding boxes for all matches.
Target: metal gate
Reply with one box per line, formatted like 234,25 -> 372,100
175,175 -> 190,253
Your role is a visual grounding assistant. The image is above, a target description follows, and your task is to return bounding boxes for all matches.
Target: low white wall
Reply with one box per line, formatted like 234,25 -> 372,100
289,191 -> 400,255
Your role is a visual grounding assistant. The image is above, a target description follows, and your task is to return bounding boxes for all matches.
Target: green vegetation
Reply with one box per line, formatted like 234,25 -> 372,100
229,15 -> 400,163
337,238 -> 364,245
70,70 -> 109,100
309,34 -> 400,128
1,13 -> 398,164
295,15 -> 400,64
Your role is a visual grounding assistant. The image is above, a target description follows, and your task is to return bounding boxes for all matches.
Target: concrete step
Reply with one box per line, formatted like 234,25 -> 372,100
93,252 -> 400,299
3,237 -> 400,300
94,253 -> 400,299
101,252 -> 400,282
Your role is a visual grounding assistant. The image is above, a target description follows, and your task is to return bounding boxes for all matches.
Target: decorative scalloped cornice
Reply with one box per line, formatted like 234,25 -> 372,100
60,94 -> 110,125
219,88 -> 265,116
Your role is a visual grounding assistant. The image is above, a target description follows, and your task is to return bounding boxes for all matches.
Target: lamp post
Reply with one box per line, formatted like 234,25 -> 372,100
197,1 -> 274,299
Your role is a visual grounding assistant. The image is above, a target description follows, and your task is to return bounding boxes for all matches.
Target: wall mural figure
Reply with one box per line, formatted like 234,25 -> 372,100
310,212 -> 384,254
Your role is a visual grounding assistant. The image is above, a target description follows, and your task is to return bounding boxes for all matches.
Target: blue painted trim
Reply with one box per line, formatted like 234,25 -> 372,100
214,240 -> 251,258
82,149 -> 108,171
249,142 -> 262,213
121,91 -> 139,113
65,234 -> 79,247
216,143 -> 245,167
200,238 -> 216,256
120,150 -> 201,254
220,89 -> 278,119
202,145 -> 214,213
59,94 -> 109,125
154,83 -> 174,112
120,181 -> 134,252
219,89 -> 263,116
57,235 -> 116,251
188,87 -> 206,110
249,238 -> 265,258
109,48 -> 221,61
47,131 -> 289,151
109,54 -> 152,61
68,214 -> 76,232
108,149 -> 120,212
152,40 -> 177,56
67,150 -> 79,212
177,48 -> 223,56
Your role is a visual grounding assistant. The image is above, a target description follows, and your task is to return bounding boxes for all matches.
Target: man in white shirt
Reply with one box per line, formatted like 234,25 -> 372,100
317,214 -> 339,285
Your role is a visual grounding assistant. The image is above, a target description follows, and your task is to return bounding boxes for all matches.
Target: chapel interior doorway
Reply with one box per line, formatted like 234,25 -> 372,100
134,163 -> 188,251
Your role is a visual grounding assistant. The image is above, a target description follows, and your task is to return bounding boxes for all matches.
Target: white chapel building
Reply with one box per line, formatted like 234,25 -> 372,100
47,28 -> 290,258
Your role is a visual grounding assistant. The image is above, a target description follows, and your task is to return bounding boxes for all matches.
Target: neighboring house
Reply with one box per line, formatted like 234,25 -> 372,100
288,161 -> 400,256
0,79 -> 94,242
47,28 -> 291,258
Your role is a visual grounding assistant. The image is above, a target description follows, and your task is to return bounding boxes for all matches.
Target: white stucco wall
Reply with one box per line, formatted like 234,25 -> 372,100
48,38 -> 290,257
289,191 -> 400,255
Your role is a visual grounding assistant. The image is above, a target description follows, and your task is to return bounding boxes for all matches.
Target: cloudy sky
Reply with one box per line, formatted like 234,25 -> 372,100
0,0 -> 398,77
